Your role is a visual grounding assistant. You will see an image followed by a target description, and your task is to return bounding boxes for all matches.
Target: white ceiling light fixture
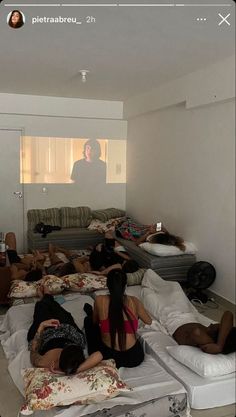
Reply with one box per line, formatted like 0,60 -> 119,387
79,70 -> 89,83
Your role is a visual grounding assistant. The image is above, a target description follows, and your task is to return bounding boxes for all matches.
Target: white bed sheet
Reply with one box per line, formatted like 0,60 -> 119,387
138,270 -> 236,409
139,326 -> 236,409
0,293 -> 94,340
0,294 -> 188,417
28,354 -> 188,417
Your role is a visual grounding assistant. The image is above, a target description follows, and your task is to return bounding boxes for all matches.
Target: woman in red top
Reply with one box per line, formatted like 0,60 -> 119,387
84,269 -> 152,368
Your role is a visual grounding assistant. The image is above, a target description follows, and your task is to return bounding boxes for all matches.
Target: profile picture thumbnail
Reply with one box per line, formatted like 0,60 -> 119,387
7,10 -> 25,29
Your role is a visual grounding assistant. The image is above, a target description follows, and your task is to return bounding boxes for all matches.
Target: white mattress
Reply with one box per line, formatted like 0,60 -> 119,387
139,327 -> 236,409
0,293 -> 95,341
29,353 -> 188,417
0,294 -> 188,417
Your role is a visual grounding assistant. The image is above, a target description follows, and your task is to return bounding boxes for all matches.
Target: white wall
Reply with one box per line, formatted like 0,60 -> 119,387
125,57 -> 235,304
0,112 -> 127,208
126,100 -> 235,303
0,94 -> 127,250
124,55 -> 235,119
0,93 -> 123,120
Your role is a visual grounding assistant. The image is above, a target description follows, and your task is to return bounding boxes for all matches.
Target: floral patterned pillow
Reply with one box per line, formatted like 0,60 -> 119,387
88,217 -> 124,233
8,280 -> 38,299
42,275 -> 68,294
63,273 -> 107,292
21,360 -> 130,414
8,276 -> 67,298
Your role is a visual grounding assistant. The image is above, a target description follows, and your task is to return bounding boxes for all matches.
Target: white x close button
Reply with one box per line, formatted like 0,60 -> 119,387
218,13 -> 231,26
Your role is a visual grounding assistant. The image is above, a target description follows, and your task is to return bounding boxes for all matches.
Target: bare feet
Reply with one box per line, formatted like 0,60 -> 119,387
33,250 -> 46,263
52,245 -> 61,253
48,243 -> 54,255
10,265 -> 28,280
78,256 -> 89,263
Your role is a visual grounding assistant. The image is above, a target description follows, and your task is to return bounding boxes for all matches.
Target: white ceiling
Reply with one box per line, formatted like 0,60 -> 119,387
0,0 -> 235,101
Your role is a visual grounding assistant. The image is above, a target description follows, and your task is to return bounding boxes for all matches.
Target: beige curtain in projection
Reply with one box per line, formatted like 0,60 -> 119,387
21,137 -> 109,184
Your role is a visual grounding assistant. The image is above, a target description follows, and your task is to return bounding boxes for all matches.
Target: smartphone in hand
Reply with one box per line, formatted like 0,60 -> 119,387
156,222 -> 162,232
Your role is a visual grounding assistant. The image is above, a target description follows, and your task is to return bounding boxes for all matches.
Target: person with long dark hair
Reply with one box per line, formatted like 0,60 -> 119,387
116,218 -> 185,250
84,269 -> 152,368
146,230 -> 186,251
71,139 -> 106,184
8,10 -> 24,28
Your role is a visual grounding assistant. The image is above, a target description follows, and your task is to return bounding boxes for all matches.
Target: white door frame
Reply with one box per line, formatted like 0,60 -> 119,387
0,126 -> 26,252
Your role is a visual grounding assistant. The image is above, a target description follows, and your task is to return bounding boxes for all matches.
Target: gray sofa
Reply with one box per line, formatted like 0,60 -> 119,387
115,236 -> 196,282
27,207 -> 125,251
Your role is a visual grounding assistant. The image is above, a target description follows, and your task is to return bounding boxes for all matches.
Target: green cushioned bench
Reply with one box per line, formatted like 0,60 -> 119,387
27,207 -> 125,251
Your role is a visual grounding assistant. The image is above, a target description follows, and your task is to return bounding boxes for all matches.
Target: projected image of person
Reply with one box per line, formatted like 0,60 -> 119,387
8,10 -> 25,29
71,139 -> 106,185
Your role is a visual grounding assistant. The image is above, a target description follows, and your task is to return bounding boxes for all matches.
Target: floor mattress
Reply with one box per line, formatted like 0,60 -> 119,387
0,294 -> 189,417
116,237 -> 196,281
139,327 -> 236,410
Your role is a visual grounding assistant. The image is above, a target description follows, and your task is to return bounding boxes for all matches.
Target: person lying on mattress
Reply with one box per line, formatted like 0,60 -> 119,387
84,269 -> 152,368
0,232 -> 43,288
143,272 -> 236,355
115,218 -> 186,250
27,286 -> 102,375
88,231 -> 136,275
44,243 -> 85,277
50,233 -> 133,276
172,310 -> 236,354
5,232 -> 45,273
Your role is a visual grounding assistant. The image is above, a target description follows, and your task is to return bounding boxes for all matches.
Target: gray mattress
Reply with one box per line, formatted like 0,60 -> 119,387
116,237 -> 196,282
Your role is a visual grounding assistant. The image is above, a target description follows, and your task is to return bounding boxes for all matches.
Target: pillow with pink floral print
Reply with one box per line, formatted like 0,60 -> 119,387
21,359 -> 130,414
8,280 -> 38,299
63,272 -> 107,292
8,276 -> 67,299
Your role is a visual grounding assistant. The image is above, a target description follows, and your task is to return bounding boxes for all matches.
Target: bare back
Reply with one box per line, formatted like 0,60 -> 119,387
94,295 -> 151,351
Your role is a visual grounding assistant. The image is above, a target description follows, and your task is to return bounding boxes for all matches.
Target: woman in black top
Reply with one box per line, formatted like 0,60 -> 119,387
27,288 -> 102,375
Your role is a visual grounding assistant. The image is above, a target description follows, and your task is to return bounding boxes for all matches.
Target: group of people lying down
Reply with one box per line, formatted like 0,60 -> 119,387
1,231 -> 235,376
2,220 -> 187,286
2,231 -> 138,281
0,231 -> 139,303
27,273 -> 235,376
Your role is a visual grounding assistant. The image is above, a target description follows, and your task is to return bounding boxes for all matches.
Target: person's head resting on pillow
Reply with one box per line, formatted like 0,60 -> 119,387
58,344 -> 85,375
25,268 -> 43,282
147,231 -> 186,251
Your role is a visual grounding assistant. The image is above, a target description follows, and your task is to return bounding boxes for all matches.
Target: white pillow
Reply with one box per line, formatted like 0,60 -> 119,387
139,241 -> 197,256
167,345 -> 236,377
